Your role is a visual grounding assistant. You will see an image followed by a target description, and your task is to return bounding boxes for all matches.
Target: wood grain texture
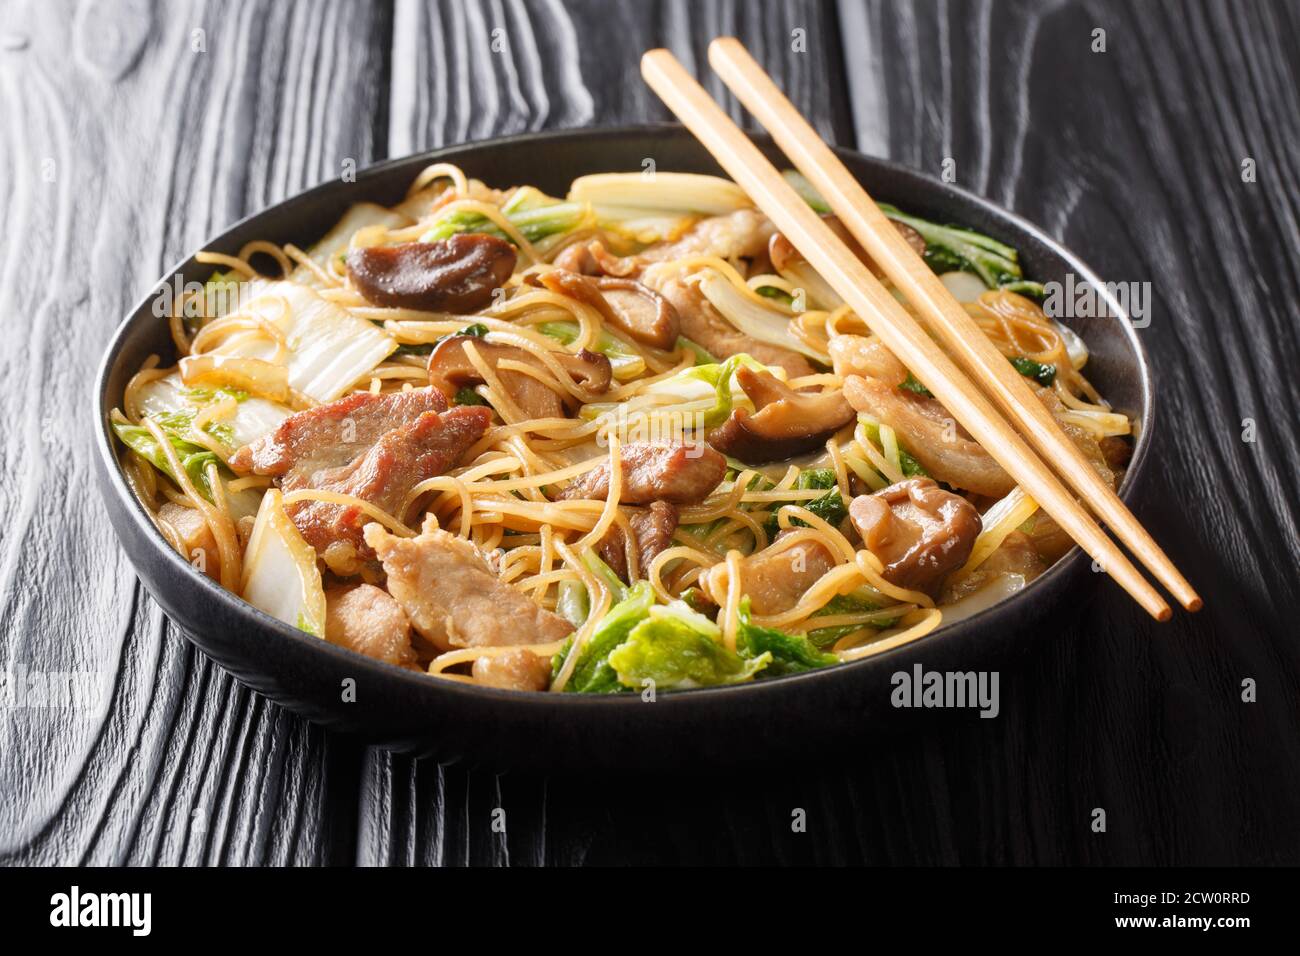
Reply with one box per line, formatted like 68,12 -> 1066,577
831,0 -> 1300,864
0,0 -> 390,865
389,0 -> 856,150
1,0 -> 1297,866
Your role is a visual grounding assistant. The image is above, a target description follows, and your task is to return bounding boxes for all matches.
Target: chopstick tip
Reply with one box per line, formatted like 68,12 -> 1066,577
640,47 -> 672,74
708,36 -> 742,57
1136,584 -> 1173,622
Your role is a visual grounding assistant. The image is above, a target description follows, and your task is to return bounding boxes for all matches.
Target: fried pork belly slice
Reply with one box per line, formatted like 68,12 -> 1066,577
849,478 -> 982,597
983,393 -> 1123,567
1099,435 -> 1132,475
471,648 -> 554,692
1019,512 -> 1073,564
324,583 -> 416,667
827,335 -> 908,387
582,210 -> 776,278
647,273 -> 815,378
587,209 -> 780,277
157,502 -> 220,580
711,532 -> 838,616
844,373 -> 1121,500
229,387 -> 448,489
769,215 -> 926,279
641,209 -> 777,263
286,405 -> 491,568
844,374 -> 1016,498
940,530 -> 1044,605
557,441 -> 727,505
596,501 -> 679,582
1035,385 -> 1117,489
363,522 -> 572,653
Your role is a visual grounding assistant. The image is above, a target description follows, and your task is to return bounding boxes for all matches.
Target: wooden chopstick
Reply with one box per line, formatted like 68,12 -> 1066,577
640,47 -> 1173,622
707,37 -> 1201,614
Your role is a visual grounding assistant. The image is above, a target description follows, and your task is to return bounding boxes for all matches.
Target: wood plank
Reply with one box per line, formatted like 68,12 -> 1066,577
0,0 -> 391,865
388,0 -> 855,152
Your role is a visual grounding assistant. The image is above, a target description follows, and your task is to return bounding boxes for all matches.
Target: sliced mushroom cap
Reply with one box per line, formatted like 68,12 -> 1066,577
346,235 -> 517,313
427,334 -> 611,419
849,478 -> 982,597
534,269 -> 680,350
769,215 -> 925,277
708,366 -> 855,465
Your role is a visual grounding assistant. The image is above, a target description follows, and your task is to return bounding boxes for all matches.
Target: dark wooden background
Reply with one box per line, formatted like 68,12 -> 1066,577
1,0 -> 1297,866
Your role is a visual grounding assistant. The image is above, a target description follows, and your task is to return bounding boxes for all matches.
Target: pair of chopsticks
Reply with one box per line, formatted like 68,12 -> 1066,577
641,39 -> 1200,621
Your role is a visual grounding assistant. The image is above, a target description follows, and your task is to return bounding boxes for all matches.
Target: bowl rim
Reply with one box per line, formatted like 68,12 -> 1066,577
93,122 -> 1155,709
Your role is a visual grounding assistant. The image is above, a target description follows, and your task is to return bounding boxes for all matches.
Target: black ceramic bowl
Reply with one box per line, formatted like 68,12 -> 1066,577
94,125 -> 1153,770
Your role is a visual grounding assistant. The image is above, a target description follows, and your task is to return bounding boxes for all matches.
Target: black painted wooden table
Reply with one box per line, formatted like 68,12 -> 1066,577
2,0 -> 1297,866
